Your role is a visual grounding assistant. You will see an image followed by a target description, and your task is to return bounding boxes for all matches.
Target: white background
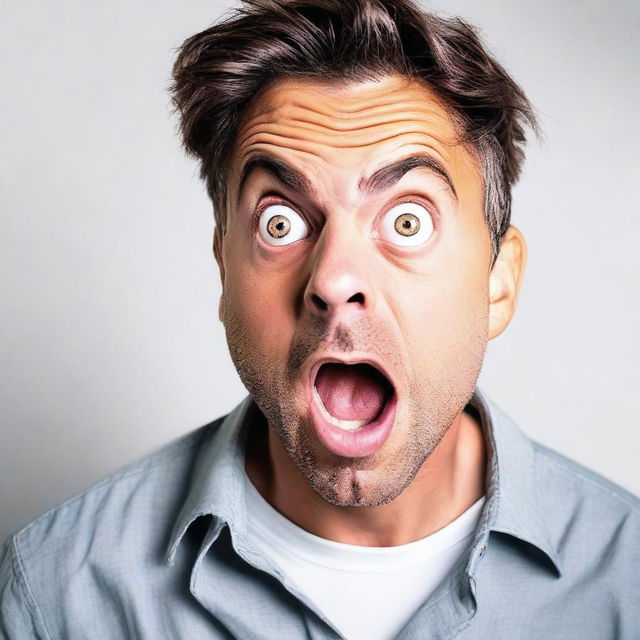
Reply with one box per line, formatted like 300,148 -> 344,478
1,0 -> 639,543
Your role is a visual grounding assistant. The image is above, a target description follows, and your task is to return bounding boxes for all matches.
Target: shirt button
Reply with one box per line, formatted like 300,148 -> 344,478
479,545 -> 486,557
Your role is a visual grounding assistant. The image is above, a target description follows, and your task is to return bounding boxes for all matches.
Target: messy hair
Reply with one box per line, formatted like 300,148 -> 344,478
171,0 -> 537,264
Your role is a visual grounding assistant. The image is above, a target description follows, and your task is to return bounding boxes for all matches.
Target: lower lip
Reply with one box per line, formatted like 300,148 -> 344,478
309,388 -> 397,458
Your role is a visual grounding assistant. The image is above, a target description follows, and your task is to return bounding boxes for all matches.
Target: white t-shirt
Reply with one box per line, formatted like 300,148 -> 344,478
244,470 -> 485,640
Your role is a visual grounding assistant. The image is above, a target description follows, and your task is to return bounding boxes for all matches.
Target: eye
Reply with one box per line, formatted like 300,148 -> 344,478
378,201 -> 434,247
257,204 -> 309,246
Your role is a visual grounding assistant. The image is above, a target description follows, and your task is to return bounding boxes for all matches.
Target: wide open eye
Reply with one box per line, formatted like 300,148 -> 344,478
258,204 -> 309,246
378,201 -> 434,247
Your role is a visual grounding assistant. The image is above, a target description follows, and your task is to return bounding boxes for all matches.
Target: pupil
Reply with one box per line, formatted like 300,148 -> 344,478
267,214 -> 292,239
394,212 -> 420,237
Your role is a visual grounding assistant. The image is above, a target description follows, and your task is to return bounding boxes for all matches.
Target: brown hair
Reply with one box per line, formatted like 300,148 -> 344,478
171,0 -> 537,264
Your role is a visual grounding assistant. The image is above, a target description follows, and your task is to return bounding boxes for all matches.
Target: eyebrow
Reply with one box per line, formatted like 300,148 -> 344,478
236,151 -> 457,203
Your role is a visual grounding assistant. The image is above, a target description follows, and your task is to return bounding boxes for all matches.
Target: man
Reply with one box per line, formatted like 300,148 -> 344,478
1,0 -> 638,638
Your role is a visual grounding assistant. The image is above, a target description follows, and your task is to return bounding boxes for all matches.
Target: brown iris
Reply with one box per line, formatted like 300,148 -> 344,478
394,213 -> 420,236
267,215 -> 291,238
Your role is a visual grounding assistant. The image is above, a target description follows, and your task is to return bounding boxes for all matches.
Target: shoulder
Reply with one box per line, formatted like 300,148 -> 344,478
0,415 -> 226,634
531,438 -> 640,577
9,417 -> 222,552
532,438 -> 640,518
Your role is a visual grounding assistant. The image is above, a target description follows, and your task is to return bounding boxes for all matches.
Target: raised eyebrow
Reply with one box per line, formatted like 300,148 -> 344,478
237,153 -> 316,202
236,152 -> 457,202
360,154 -> 457,200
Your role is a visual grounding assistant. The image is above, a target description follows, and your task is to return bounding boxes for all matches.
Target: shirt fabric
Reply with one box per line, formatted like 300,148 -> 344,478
244,468 -> 486,640
1,386 -> 639,639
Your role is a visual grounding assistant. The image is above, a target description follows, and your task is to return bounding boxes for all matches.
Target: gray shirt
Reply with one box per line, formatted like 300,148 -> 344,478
1,387 -> 639,639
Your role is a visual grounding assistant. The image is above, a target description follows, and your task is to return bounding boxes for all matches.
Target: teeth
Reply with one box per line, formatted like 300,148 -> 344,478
313,388 -> 368,431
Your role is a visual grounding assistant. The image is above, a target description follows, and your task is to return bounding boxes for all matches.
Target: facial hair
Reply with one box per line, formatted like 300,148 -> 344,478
223,300 -> 488,508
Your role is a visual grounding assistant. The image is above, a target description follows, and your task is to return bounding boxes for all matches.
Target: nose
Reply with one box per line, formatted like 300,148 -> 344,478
303,222 -> 373,319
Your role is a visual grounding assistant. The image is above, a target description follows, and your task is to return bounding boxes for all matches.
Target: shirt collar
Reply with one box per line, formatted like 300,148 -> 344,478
166,396 -> 253,565
165,387 -> 562,577
469,387 -> 562,576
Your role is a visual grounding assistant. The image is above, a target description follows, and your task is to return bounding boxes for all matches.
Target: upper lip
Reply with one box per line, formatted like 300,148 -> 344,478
307,353 -> 397,396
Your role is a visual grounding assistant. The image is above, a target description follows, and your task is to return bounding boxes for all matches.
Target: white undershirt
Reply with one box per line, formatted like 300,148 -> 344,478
244,471 -> 485,640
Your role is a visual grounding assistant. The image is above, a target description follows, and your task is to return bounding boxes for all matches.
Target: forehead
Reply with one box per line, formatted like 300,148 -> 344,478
227,74 -> 480,208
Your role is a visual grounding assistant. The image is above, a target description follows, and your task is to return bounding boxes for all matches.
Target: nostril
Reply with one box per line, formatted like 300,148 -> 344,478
311,293 -> 328,311
347,292 -> 365,305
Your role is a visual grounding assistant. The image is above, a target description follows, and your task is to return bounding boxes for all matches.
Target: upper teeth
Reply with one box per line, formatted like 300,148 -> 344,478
313,388 -> 368,431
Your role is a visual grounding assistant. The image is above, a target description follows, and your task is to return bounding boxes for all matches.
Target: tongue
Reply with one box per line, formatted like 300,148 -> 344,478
315,363 -> 389,423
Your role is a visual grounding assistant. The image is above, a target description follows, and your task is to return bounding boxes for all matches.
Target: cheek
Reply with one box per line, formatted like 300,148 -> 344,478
222,242 -> 302,353
394,198 -> 490,350
400,263 -> 489,363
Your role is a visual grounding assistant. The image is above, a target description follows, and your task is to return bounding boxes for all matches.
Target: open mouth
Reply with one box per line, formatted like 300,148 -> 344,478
308,360 -> 397,457
313,362 -> 394,431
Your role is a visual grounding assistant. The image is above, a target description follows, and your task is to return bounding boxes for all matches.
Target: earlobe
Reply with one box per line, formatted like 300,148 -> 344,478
213,227 -> 226,322
488,225 -> 527,340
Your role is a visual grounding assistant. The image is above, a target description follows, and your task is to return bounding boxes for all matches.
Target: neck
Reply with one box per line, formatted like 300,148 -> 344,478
245,407 -> 487,547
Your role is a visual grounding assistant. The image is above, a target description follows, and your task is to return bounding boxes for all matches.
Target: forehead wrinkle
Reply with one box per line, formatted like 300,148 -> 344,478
283,95 -> 451,119
235,106 -> 460,164
239,102 -> 455,138
258,76 -> 446,114
237,95 -> 458,144
236,129 -> 454,166
238,116 -> 454,143
237,124 -> 454,152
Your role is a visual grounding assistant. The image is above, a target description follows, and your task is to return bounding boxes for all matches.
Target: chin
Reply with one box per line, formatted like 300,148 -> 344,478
287,423 -> 426,509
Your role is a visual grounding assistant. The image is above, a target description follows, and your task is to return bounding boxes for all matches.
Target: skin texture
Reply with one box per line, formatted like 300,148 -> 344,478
214,74 -> 527,546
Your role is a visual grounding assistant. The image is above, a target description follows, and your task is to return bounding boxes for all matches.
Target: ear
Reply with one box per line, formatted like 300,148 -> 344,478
213,226 -> 226,322
488,225 -> 527,340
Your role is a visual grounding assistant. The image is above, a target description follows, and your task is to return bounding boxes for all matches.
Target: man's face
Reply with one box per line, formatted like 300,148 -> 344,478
217,74 -> 493,508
